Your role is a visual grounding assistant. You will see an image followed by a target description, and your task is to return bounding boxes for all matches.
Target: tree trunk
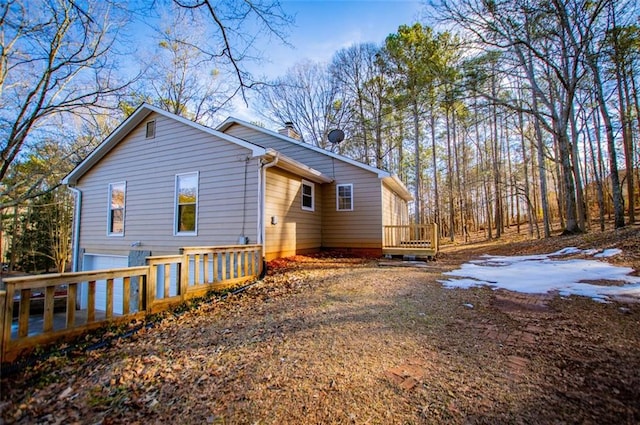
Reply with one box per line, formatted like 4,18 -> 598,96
445,105 -> 455,241
413,101 -> 422,224
630,68 -> 640,215
357,87 -> 371,166
531,90 -> 552,237
518,108 -> 535,237
528,129 -> 541,238
585,107 -> 605,231
430,110 -> 440,232
587,55 -> 625,228
569,105 -> 586,231
397,114 -> 405,183
10,205 -> 18,271
481,117 -> 493,239
621,61 -> 635,223
491,75 -> 503,238
504,116 -> 516,232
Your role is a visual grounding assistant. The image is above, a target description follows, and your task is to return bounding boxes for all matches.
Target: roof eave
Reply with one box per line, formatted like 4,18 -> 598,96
63,104 -> 154,186
63,104 -> 266,186
218,117 -> 391,178
264,149 -> 333,184
382,175 -> 413,201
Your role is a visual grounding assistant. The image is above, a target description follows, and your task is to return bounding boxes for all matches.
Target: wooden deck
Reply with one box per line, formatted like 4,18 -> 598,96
382,224 -> 439,259
0,245 -> 263,364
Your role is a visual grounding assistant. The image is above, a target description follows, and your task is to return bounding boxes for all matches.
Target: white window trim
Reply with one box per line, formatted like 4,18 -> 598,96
301,179 -> 315,212
174,171 -> 199,236
107,181 -> 126,237
336,183 -> 354,211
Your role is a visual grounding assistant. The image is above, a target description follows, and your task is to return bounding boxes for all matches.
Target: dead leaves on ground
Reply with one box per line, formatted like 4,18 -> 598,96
2,228 -> 640,424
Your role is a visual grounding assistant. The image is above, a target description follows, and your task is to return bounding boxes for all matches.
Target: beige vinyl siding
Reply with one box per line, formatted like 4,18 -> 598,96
264,167 -> 322,259
76,112 -> 260,256
382,182 -> 409,226
224,123 -> 385,249
321,178 -> 383,249
224,125 -> 325,169
224,124 -> 352,177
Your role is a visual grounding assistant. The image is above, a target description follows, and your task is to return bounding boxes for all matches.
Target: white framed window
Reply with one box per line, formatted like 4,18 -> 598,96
146,120 -> 156,139
174,172 -> 199,235
301,180 -> 314,211
108,182 -> 126,236
337,183 -> 353,211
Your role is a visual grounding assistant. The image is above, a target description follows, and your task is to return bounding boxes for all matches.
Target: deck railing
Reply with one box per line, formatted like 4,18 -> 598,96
383,224 -> 439,253
0,244 -> 263,364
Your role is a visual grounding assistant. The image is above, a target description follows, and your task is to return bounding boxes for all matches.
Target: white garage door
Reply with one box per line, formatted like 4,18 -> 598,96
82,254 -> 128,315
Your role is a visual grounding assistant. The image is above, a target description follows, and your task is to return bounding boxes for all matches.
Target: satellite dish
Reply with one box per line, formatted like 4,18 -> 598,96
328,129 -> 345,144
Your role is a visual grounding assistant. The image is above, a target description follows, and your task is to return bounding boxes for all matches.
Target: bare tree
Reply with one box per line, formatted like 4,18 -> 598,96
169,0 -> 293,105
0,0 -> 136,207
439,0 -> 620,233
605,12 -> 639,224
330,43 -> 389,167
41,187 -> 74,273
257,60 -> 348,147
139,6 -> 234,123
384,23 -> 443,224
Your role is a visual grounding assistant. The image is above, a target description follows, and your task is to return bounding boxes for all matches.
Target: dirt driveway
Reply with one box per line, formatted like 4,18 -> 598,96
2,232 -> 640,424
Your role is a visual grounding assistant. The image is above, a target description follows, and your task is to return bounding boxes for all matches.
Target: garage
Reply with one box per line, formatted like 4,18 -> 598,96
81,254 -> 128,315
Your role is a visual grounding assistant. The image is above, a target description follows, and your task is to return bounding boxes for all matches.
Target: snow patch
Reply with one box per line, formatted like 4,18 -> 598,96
439,247 -> 640,302
548,247 -> 583,256
594,248 -> 623,258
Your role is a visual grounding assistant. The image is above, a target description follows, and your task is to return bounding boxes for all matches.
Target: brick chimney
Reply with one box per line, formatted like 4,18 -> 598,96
278,121 -> 301,140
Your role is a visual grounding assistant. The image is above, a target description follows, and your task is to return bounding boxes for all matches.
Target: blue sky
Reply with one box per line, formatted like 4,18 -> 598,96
232,0 -> 424,120
126,0 -> 425,121
251,0 -> 423,77
252,0 -> 424,79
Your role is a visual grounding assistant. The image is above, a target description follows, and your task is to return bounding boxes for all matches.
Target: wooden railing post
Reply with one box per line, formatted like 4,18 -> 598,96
0,290 -> 6,364
146,264 -> 156,313
213,252 -> 219,282
44,286 -> 55,332
180,253 -> 188,300
193,254 -> 200,286
105,280 -> 113,320
221,251 -> 228,281
87,281 -> 96,323
67,283 -> 78,327
432,223 -> 439,253
18,288 -> 31,338
203,253 -> 209,284
139,273 -> 146,312
123,277 -> 131,315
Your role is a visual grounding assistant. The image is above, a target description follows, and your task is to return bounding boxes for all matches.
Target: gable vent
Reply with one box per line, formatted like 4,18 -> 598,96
146,120 -> 156,139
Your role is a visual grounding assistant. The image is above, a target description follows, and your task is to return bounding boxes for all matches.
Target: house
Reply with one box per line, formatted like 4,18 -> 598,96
62,104 -> 412,280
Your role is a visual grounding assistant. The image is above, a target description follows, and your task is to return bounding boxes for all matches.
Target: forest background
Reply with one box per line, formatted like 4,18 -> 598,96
1,0 -> 638,274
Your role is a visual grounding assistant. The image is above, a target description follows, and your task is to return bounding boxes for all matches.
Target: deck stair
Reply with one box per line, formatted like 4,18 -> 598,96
382,224 -> 439,260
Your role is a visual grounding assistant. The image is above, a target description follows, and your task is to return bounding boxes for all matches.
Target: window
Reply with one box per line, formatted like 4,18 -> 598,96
146,120 -> 156,139
175,172 -> 199,235
301,180 -> 314,211
108,182 -> 126,235
337,184 -> 353,211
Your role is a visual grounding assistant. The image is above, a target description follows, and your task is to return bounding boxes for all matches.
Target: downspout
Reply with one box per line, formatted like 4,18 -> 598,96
68,186 -> 82,272
259,154 -> 279,255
